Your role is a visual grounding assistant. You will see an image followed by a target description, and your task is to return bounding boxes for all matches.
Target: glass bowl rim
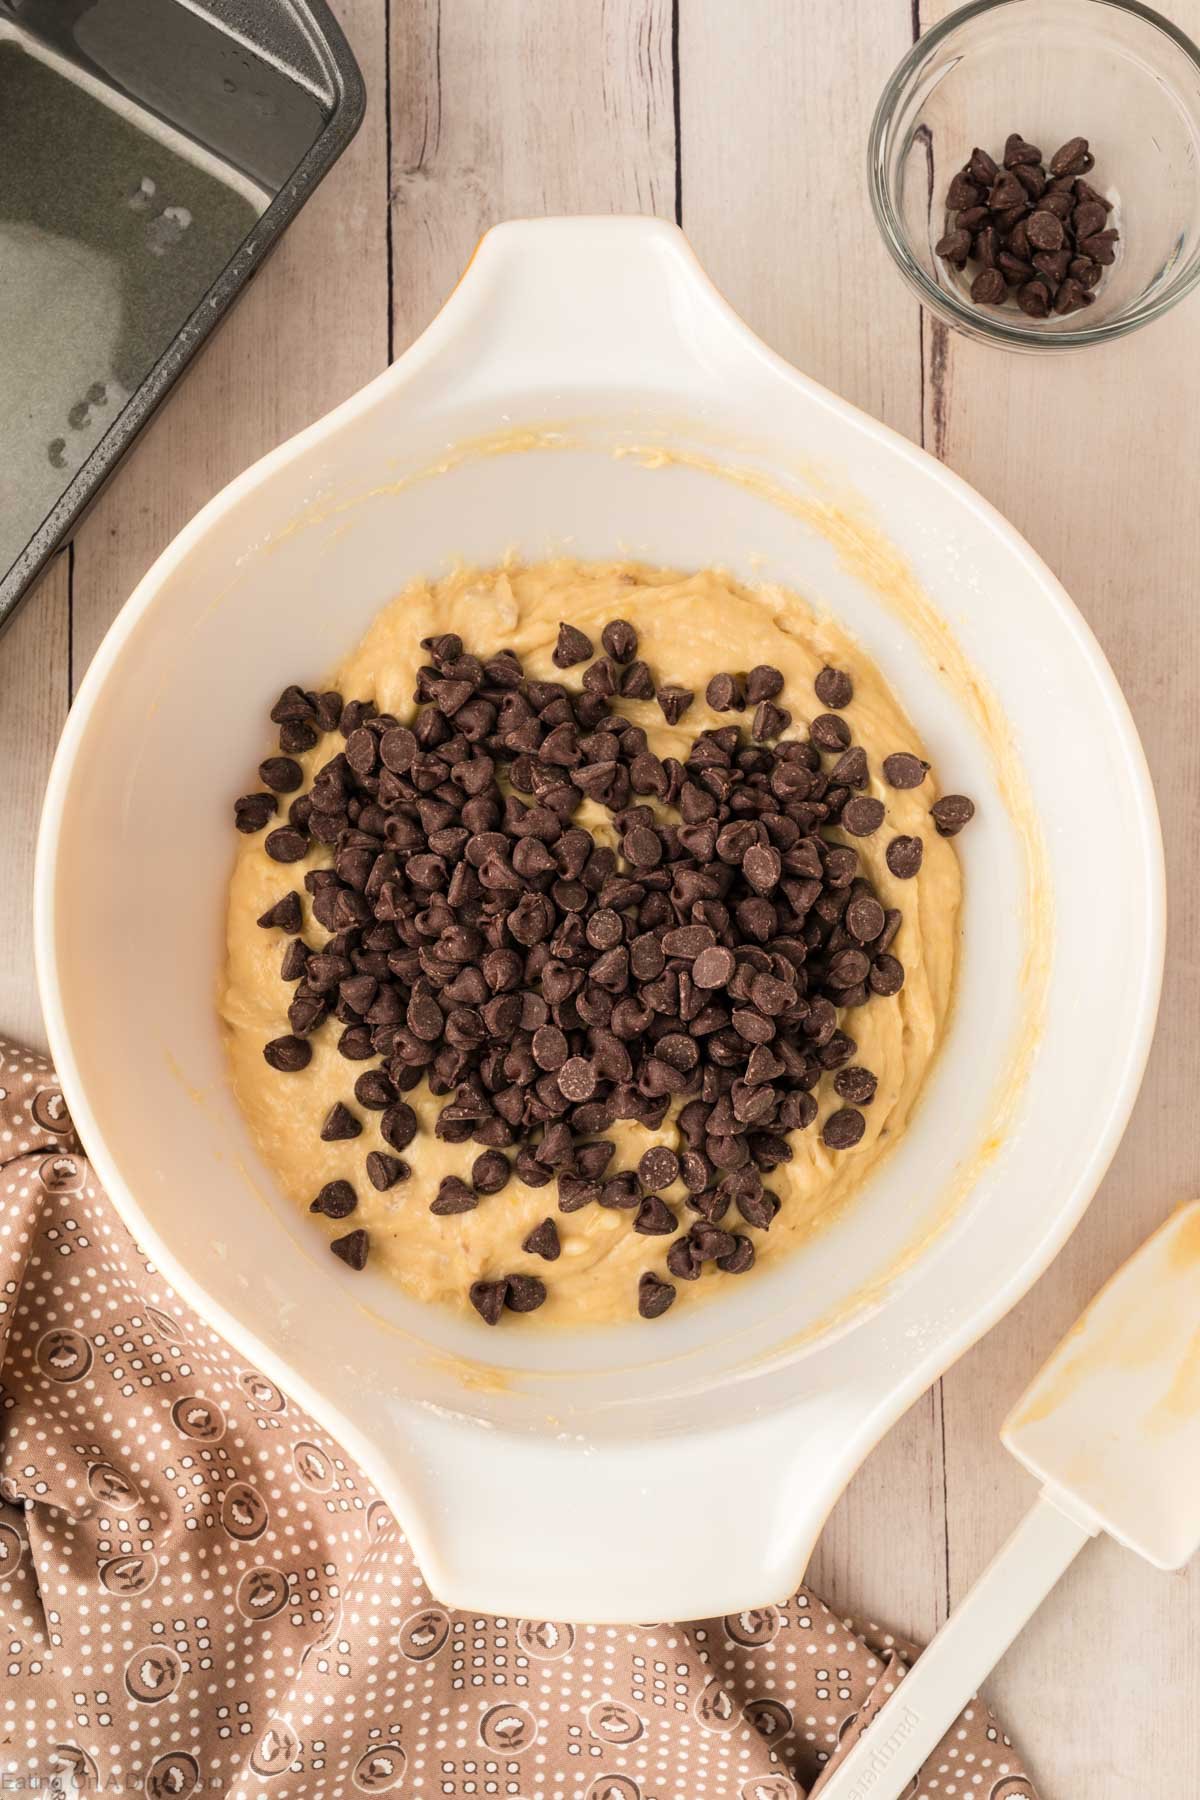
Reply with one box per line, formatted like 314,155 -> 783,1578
868,0 -> 1200,348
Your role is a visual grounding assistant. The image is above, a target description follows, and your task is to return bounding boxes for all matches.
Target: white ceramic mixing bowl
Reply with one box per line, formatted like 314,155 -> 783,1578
35,218 -> 1163,1621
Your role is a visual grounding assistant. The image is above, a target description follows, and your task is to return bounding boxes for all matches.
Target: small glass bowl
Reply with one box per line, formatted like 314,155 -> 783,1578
869,0 -> 1200,349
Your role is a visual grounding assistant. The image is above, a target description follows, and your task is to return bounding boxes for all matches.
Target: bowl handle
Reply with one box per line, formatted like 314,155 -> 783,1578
406,215 -> 771,396
359,1383 -> 886,1624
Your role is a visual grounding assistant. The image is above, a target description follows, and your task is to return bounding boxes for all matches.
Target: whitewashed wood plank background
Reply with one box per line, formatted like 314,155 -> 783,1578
2,3 -> 1196,1791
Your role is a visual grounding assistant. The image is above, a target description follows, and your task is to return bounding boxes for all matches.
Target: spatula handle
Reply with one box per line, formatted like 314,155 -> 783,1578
814,1493 -> 1096,1800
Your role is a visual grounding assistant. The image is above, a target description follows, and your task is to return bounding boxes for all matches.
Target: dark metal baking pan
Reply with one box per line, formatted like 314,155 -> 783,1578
0,0 -> 364,636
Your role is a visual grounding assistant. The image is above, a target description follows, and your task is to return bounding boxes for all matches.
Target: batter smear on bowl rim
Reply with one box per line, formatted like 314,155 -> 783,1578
220,559 -> 973,1326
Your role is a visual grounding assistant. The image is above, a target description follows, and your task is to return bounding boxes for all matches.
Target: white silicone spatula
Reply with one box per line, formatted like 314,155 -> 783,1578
817,1200 -> 1200,1800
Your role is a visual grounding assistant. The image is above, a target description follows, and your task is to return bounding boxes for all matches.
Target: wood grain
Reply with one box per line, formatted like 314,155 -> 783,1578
0,557 -> 68,1054
388,0 -> 676,353
679,0 -> 924,438
0,4 -> 1196,1788
918,1 -> 1200,1783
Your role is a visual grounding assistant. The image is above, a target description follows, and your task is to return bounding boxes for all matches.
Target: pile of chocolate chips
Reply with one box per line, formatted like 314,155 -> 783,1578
936,134 -> 1118,319
236,617 -> 973,1323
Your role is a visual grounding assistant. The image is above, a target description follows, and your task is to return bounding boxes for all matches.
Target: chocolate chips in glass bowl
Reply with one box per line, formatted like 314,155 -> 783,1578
936,134 -> 1119,320
239,621 -> 973,1322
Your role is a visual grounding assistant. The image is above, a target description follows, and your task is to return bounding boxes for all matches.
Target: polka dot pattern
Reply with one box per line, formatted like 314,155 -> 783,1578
0,1038 -> 1039,1798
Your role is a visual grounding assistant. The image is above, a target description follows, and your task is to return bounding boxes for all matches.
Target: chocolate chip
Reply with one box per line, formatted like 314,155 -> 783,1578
638,1271 -> 677,1318
469,1279 -> 508,1325
532,1025 -> 569,1071
1079,230 -> 1117,265
706,673 -> 742,713
717,1234 -> 755,1274
280,940 -> 309,981
586,909 -> 624,952
506,1273 -> 547,1313
279,719 -> 318,754
665,1237 -> 702,1281
635,1194 -> 677,1234
516,1147 -> 553,1187
601,618 -> 638,663
381,1103 -> 418,1150
263,1035 -> 311,1072
878,909 -> 902,951
472,1150 -> 511,1195
342,729 -> 376,778
310,1180 -> 357,1219
235,792 -> 278,834
841,796 -> 885,837
330,1228 -> 369,1270
638,1146 -> 680,1191
1049,135 -> 1089,176
1003,133 -> 1042,168
693,945 -> 735,989
366,1152 -> 409,1191
350,1069 -> 391,1111
743,845 -> 782,893
1054,278 -> 1087,316
949,170 -> 985,208
582,660 -> 617,699
935,226 -> 972,266
431,1175 -> 477,1215
830,746 -> 868,788
522,1217 -> 560,1260
657,685 -> 694,725
971,268 -> 1006,304
752,701 -> 791,741
869,954 -> 905,996
814,666 -> 853,708
598,1172 -> 640,1209
1014,162 -> 1047,200
270,685 -> 316,725
826,949 -> 870,989
818,1029 -> 856,1071
882,752 -> 928,789
691,1224 -> 737,1262
662,925 -> 716,959
380,726 -> 418,772
320,1102 -> 361,1140
553,622 -> 594,667
259,756 -> 304,793
931,794 -> 976,837
886,834 -> 924,879
264,827 -> 309,864
736,1185 -> 780,1230
257,892 -> 303,933
624,825 -> 662,868
745,665 -> 784,702
288,992 -> 327,1036
314,690 -> 343,732
834,1066 -> 878,1106
1017,280 -> 1050,318
845,894 -> 886,942
558,1057 -> 597,1102
810,713 -> 851,752
1026,208 -> 1064,251
823,1107 -> 866,1150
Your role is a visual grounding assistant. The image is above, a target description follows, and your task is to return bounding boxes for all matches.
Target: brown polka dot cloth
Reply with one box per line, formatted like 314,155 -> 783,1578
0,1037 -> 1039,1800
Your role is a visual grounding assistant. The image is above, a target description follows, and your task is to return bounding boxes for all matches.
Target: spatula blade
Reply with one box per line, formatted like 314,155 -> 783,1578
1002,1201 -> 1200,1569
